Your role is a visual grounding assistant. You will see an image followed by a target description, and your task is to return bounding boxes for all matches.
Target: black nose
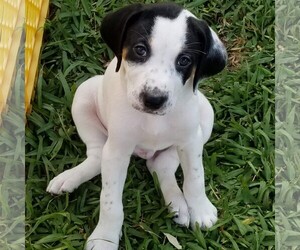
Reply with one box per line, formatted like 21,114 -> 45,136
142,93 -> 168,110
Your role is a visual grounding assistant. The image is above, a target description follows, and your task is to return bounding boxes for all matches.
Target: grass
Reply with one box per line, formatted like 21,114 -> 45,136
0,48 -> 25,249
275,0 -> 300,248
25,0 -> 275,249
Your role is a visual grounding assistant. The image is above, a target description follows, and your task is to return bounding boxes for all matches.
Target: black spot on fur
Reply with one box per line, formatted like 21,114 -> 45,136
101,3 -> 183,70
186,17 -> 227,89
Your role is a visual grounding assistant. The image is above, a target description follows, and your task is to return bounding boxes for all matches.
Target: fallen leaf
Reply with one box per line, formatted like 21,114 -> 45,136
163,233 -> 182,249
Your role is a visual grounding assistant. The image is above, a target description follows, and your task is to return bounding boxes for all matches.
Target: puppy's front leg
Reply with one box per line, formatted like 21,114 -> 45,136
178,129 -> 217,229
86,139 -> 133,250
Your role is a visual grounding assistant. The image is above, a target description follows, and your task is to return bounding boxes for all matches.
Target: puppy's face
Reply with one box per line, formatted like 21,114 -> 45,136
122,11 -> 197,115
101,4 -> 227,115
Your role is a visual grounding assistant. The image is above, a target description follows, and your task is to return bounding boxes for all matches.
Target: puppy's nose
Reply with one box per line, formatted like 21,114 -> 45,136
143,93 -> 168,110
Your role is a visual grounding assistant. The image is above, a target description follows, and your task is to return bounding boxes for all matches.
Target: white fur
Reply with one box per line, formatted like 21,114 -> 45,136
47,9 -> 222,250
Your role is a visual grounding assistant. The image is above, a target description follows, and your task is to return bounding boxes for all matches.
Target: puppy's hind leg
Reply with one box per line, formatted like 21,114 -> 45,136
147,146 -> 190,227
47,77 -> 107,195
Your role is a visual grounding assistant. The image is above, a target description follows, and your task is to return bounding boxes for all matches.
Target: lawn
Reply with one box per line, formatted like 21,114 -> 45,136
25,0 -> 275,249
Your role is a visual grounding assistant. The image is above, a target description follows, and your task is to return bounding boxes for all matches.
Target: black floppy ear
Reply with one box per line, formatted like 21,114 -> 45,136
189,18 -> 227,90
100,4 -> 144,72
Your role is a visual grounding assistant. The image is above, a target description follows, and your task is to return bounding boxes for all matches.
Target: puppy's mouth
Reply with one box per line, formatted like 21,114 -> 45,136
132,104 -> 167,116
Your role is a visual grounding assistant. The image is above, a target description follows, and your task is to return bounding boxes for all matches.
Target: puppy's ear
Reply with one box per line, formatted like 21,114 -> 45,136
100,4 -> 144,72
189,18 -> 227,90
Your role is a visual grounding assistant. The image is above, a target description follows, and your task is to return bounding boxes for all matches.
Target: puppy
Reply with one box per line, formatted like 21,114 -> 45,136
47,3 -> 227,249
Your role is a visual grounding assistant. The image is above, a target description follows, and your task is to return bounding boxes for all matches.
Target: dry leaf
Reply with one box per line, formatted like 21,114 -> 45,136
163,233 -> 182,249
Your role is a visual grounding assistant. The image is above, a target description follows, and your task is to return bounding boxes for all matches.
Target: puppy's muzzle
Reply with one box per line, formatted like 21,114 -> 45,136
140,92 -> 168,110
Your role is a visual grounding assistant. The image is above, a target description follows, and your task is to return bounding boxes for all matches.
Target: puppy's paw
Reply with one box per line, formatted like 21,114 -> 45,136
85,239 -> 118,250
169,197 -> 190,227
189,197 -> 217,229
46,169 -> 81,195
86,228 -> 120,250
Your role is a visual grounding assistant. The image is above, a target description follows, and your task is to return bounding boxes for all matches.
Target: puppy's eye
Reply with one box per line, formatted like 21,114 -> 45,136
133,44 -> 148,57
177,55 -> 192,67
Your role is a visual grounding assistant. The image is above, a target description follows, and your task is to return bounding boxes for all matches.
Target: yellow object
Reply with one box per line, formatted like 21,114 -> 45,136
0,0 -> 24,116
25,0 -> 49,113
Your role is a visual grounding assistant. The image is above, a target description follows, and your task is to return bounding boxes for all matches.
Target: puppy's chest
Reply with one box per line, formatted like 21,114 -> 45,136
135,118 -> 185,153
141,116 -> 174,136
134,130 -> 172,160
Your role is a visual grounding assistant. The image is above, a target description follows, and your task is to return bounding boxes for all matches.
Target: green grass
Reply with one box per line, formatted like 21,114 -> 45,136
275,0 -> 300,248
25,0 -> 275,249
0,40 -> 25,249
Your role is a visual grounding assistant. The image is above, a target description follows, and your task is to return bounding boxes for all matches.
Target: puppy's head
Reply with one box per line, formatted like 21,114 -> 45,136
101,3 -> 227,115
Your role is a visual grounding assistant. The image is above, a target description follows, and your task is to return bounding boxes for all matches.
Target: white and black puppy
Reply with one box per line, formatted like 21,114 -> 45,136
47,3 -> 227,249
